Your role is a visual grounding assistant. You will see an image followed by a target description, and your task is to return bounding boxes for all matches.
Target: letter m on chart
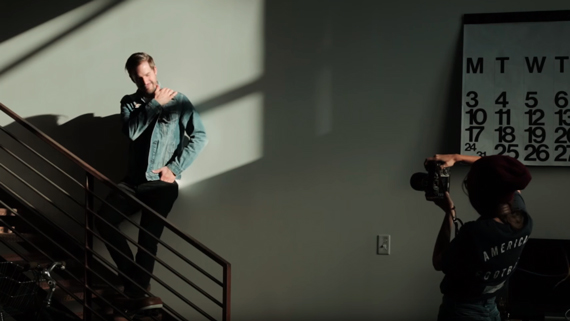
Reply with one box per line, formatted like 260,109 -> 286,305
467,57 -> 483,73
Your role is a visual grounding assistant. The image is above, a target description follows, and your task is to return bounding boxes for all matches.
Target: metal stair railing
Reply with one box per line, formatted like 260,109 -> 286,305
0,101 -> 231,321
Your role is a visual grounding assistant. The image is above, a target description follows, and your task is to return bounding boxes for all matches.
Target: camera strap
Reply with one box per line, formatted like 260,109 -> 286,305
453,215 -> 463,237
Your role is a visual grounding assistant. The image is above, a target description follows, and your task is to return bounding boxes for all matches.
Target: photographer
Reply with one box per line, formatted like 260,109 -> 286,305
427,154 -> 532,321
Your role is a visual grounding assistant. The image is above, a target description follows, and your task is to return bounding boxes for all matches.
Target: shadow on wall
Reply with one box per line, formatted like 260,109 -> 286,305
3,113 -> 129,184
0,0 -> 125,78
438,26 -> 464,154
0,114 -> 128,240
1,0 -> 92,44
27,114 -> 129,183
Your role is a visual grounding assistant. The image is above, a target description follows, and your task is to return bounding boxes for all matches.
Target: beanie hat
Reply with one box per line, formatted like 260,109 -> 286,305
466,155 -> 531,215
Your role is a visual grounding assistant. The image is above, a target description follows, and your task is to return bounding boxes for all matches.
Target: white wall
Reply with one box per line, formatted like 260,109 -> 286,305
0,1 -> 569,320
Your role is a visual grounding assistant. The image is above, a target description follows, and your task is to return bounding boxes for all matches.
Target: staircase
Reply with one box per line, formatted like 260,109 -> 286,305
0,102 -> 231,321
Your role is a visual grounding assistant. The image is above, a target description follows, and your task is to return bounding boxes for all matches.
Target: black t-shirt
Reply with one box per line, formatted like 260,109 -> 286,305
440,192 -> 533,301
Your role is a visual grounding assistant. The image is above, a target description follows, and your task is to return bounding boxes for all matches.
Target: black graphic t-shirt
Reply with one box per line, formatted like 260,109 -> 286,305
439,192 -> 533,300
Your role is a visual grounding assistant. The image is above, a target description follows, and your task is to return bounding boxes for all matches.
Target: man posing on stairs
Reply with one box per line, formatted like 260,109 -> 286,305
96,52 -> 207,316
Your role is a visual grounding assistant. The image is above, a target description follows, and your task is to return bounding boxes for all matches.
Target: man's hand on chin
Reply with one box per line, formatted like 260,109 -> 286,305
152,167 -> 176,183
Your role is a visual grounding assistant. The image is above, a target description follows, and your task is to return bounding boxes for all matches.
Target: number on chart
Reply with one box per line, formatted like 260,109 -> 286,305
495,144 -> 519,159
524,144 -> 549,162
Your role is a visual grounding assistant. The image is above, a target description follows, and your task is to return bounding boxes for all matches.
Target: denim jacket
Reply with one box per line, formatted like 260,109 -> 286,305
120,91 -> 207,182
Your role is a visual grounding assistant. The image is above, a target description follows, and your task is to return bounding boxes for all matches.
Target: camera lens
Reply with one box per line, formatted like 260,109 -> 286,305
410,172 -> 428,191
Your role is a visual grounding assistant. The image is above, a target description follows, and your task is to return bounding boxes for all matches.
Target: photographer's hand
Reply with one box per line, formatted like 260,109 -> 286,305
425,154 -> 457,168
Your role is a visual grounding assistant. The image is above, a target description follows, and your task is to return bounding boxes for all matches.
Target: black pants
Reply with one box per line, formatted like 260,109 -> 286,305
95,180 -> 179,298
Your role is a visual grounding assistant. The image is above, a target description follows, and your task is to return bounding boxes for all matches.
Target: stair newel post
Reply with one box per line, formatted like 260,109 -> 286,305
84,173 -> 94,321
223,264 -> 231,321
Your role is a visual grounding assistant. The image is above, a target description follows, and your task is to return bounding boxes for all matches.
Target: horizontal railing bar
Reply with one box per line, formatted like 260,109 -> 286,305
0,214 -> 66,265
0,161 -> 83,227
0,201 -> 84,281
0,235 -> 88,312
0,193 -> 141,320
87,231 -> 215,321
78,290 -> 129,321
11,261 -> 123,321
0,218 -> 155,321
0,217 -> 83,288
0,143 -> 84,208
0,101 -> 228,268
42,254 -> 159,321
0,180 -> 87,254
87,208 -> 223,307
80,273 -> 160,321
81,302 -> 122,321
86,186 -> 228,268
0,127 -> 83,188
160,307 -> 184,321
161,301 -> 195,321
92,273 -> 164,321
0,231 -> 32,264
82,282 -> 162,321
88,250 -> 190,321
87,194 -> 223,286
0,255 -> 90,314
0,179 -> 38,210
46,277 -> 85,306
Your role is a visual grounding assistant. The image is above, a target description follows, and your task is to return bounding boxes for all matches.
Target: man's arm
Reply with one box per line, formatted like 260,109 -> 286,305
121,97 -> 162,140
166,97 -> 208,176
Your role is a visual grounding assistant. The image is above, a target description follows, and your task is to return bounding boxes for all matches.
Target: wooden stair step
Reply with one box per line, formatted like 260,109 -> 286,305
0,208 -> 17,216
1,252 -> 51,268
3,255 -> 83,273
0,232 -> 39,243
49,278 -> 107,302
0,208 -> 19,228
48,273 -> 123,302
0,226 -> 15,233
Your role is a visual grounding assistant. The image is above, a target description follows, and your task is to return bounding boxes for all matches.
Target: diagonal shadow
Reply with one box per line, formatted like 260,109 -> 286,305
0,0 -> 92,44
195,78 -> 264,114
0,0 -> 125,78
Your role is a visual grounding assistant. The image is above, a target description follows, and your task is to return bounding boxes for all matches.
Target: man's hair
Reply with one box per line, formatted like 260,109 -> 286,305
125,52 -> 155,78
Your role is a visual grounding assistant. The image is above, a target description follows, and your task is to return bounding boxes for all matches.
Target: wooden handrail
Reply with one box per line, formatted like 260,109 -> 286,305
0,102 -> 230,268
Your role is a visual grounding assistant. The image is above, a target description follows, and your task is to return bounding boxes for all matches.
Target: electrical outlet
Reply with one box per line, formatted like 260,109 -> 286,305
377,234 -> 390,255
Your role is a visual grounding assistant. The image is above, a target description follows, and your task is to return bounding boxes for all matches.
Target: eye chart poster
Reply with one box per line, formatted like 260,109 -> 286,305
461,12 -> 570,166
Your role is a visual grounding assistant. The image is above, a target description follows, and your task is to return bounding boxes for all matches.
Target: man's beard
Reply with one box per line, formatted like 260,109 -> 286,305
140,82 -> 157,96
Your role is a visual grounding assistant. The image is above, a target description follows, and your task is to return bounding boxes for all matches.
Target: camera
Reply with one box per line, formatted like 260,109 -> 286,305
410,161 -> 450,201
